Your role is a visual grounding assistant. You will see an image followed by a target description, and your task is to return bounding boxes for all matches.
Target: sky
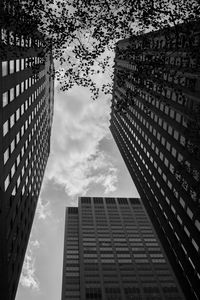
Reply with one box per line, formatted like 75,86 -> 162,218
15,83 -> 139,300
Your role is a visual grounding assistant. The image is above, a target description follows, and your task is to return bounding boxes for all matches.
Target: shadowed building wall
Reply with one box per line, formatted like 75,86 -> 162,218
0,2 -> 54,299
110,22 -> 200,300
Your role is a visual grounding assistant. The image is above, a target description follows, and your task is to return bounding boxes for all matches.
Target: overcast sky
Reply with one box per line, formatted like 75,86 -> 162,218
15,84 -> 139,300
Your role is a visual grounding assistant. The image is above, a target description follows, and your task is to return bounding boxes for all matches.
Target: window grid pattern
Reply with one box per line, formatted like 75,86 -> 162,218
61,198 -> 184,299
110,23 -> 200,300
0,23 -> 54,300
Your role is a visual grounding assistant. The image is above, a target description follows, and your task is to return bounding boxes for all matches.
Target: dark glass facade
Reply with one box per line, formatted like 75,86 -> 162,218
0,3 -> 54,299
61,197 -> 184,300
110,22 -> 200,300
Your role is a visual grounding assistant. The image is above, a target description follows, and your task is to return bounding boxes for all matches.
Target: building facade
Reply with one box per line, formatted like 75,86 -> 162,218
110,22 -> 200,300
0,3 -> 54,299
61,197 -> 184,300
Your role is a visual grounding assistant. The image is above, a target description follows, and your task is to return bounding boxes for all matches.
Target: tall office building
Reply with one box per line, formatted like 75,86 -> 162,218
0,3 -> 54,299
61,197 -> 185,300
110,22 -> 200,300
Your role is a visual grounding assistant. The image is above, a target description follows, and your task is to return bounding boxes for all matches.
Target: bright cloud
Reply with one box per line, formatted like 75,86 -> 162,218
45,86 -> 118,196
36,197 -> 51,220
20,240 -> 40,291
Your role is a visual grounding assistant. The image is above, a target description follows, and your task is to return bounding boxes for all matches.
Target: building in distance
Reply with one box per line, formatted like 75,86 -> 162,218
61,197 -> 185,300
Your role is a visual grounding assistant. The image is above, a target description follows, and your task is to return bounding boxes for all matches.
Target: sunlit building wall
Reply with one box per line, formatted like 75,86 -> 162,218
61,197 -> 184,300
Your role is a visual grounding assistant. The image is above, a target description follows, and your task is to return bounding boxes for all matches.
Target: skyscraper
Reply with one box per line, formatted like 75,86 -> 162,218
110,22 -> 200,300
61,197 -> 184,300
0,5 -> 54,299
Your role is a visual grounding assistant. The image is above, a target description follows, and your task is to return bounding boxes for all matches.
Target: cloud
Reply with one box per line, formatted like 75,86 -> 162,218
45,86 -> 118,196
36,197 -> 51,220
97,167 -> 118,194
20,240 -> 40,291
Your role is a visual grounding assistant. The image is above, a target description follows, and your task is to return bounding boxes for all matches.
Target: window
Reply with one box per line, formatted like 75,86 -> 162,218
166,142 -> 171,151
10,114 -> 15,128
2,61 -> 8,76
152,258 -> 166,263
16,109 -> 20,121
21,104 -> 24,115
170,109 -> 175,119
173,130 -> 179,140
180,135 -> 186,146
4,175 -> 10,191
176,113 -> 181,123
4,149 -> 9,164
17,154 -> 20,166
21,82 -> 24,93
16,132 -> 20,143
165,106 -> 169,114
16,59 -> 20,72
168,126 -> 172,135
3,121 -> 8,136
11,164 -> 15,178
16,84 -> 20,97
9,60 -> 14,74
10,140 -> 15,153
171,147 -> 177,158
21,58 -> 25,70
10,88 -> 14,102
163,121 -> 167,130
3,91 -> 8,107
